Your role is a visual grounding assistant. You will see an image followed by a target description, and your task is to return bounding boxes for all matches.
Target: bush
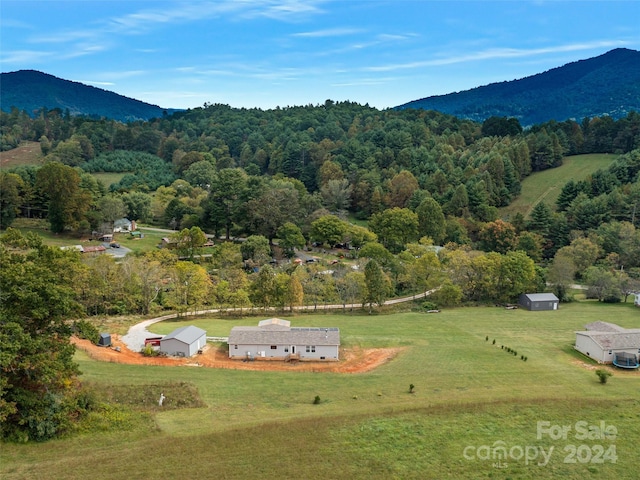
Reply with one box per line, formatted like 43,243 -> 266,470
73,320 -> 100,344
595,369 -> 613,384
313,395 -> 321,405
421,301 -> 438,311
140,344 -> 161,357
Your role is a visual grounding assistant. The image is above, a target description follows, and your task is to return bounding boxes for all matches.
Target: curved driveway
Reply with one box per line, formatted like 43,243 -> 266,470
121,288 -> 438,352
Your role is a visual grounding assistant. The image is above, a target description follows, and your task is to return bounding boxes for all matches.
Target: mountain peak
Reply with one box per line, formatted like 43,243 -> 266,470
396,48 -> 640,126
1,70 -> 178,122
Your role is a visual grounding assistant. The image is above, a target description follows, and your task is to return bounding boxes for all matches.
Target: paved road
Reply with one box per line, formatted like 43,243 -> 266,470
121,288 -> 438,352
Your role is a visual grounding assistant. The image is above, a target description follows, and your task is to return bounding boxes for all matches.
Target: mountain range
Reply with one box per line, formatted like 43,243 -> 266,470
0,70 -> 179,122
1,48 -> 639,125
397,48 -> 640,126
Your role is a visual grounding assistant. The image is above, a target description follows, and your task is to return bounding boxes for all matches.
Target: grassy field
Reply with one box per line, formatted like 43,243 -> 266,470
0,141 -> 42,168
2,301 -> 639,479
501,153 -> 617,220
91,172 -> 128,189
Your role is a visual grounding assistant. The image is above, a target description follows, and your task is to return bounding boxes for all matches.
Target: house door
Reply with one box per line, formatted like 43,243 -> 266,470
291,345 -> 296,354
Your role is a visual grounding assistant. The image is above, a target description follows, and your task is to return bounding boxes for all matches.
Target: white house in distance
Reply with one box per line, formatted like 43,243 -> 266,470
228,318 -> 340,361
160,325 -> 207,357
575,321 -> 640,368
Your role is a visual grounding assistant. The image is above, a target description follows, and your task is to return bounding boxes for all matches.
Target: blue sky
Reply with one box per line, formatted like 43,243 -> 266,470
2,1 -> 639,110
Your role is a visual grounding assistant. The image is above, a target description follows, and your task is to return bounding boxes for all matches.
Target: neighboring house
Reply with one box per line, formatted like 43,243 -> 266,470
61,245 -> 84,253
160,325 -> 207,357
161,237 -> 177,249
61,245 -> 106,255
228,318 -> 340,361
634,293 -> 640,307
518,293 -> 559,311
113,218 -> 136,233
575,321 -> 640,368
82,245 -> 107,255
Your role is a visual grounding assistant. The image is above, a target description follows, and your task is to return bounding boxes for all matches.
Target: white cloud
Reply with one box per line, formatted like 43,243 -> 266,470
292,27 -> 362,38
0,49 -> 51,65
365,40 -> 632,72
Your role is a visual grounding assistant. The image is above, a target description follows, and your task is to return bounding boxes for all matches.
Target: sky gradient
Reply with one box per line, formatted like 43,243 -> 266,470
2,1 -> 639,110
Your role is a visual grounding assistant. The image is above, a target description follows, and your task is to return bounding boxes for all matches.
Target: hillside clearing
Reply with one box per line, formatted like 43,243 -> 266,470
0,141 -> 42,167
501,153 -> 617,219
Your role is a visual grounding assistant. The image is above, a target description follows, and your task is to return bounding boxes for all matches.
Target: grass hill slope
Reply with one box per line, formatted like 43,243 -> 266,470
397,48 -> 640,126
0,70 -> 180,122
500,153 -> 618,219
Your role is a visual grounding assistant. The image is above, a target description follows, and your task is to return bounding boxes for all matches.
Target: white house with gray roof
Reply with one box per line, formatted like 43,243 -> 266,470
228,318 -> 340,361
575,321 -> 640,368
160,325 -> 207,357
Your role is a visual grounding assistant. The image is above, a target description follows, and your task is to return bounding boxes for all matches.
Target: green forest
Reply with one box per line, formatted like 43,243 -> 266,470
1,102 -> 640,441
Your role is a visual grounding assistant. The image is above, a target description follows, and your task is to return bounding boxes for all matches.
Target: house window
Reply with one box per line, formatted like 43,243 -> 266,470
312,345 -> 316,352
270,345 -> 277,350
306,345 -> 310,353
234,345 -> 238,350
284,347 -> 289,353
608,350 -> 612,355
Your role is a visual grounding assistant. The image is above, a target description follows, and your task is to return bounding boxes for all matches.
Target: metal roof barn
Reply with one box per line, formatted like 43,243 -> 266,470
518,293 -> 559,311
160,326 -> 207,357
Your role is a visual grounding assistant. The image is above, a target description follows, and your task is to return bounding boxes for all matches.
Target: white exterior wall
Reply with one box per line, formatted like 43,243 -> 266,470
161,334 -> 206,357
161,338 -> 190,357
229,343 -> 338,360
575,334 -> 606,363
299,344 -> 339,360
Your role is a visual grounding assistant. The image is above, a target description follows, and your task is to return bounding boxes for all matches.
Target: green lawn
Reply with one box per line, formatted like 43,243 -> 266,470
501,153 -> 617,220
2,301 -> 639,479
91,172 -> 128,189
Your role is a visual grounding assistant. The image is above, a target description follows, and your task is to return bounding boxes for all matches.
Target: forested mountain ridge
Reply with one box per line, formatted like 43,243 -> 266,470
0,70 -> 180,122
397,48 -> 640,126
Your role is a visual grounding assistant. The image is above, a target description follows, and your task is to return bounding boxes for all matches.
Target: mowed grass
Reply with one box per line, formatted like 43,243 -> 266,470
91,172 -> 128,189
0,141 -> 42,168
501,153 -> 617,219
2,301 -> 639,479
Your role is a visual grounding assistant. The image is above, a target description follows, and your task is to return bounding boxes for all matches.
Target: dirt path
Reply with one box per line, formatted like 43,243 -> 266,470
72,335 -> 404,373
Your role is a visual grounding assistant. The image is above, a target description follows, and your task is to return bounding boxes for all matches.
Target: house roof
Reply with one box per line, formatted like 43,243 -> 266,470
228,324 -> 340,346
82,245 -> 107,253
258,318 -> 291,329
577,323 -> 640,350
161,325 -> 206,345
523,293 -> 559,302
585,321 -> 625,332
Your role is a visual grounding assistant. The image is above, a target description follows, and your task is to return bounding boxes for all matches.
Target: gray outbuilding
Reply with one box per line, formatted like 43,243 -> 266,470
160,325 -> 207,357
228,318 -> 340,361
98,333 -> 111,347
518,293 -> 559,311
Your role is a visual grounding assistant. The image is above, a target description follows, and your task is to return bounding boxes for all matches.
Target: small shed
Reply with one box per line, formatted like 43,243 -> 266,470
634,293 -> 640,307
160,326 -> 207,357
518,293 -> 559,311
98,333 -> 111,347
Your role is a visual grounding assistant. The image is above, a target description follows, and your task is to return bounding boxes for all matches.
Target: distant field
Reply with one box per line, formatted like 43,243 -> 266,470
501,153 -> 617,220
91,172 -> 128,189
0,141 -> 42,168
2,301 -> 639,479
